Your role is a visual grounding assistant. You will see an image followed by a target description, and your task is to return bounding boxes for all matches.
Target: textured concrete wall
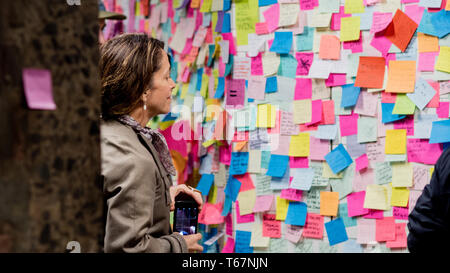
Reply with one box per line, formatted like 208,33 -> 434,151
0,0 -> 103,252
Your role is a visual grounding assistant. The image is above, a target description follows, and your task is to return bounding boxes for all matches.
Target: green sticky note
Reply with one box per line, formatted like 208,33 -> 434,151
392,94 -> 416,115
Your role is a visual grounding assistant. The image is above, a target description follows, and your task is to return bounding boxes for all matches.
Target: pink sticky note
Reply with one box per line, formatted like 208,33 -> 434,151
263,3 -> 280,33
219,142 -> 232,165
386,223 -> 407,248
309,136 -> 330,161
321,100 -> 335,125
198,202 -> 224,225
355,154 -> 369,172
236,201 -> 255,224
325,73 -> 347,87
339,113 -> 358,137
295,52 -> 314,76
347,191 -> 370,217
281,188 -> 303,201
353,168 -> 375,192
294,78 -> 312,100
234,173 -> 255,192
437,102 -> 450,118
300,0 -> 319,10
251,53 -> 264,76
343,33 -> 363,53
364,209 -> 384,219
357,218 -> 376,244
262,214 -> 282,238
375,216 -> 396,242
248,76 -> 266,100
418,52 -> 439,71
371,12 -> 393,34
253,195 -> 274,213
381,91 -> 397,103
393,206 -> 409,220
331,6 -> 351,30
385,53 -> 396,66
160,121 -> 188,157
289,156 -> 309,168
401,0 -> 419,3
222,33 -> 236,55
404,4 -> 424,25
407,138 -> 443,165
370,35 -> 392,57
22,68 -> 57,110
426,80 -> 440,108
393,115 -> 414,136
306,100 -> 323,126
319,35 -> 341,60
221,237 -> 235,253
302,213 -> 324,239
226,213 -> 233,236
226,79 -> 246,109
255,22 -> 269,35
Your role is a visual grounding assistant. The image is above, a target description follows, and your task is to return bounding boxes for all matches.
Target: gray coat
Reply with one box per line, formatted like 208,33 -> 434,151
101,119 -> 187,253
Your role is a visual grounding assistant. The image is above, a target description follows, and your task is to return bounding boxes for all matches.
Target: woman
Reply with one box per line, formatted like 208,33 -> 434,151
100,33 -> 203,253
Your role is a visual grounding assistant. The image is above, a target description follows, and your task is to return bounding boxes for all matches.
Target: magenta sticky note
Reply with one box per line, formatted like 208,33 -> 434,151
289,156 -> 309,168
437,102 -> 450,118
339,113 -> 358,137
355,154 -> 369,172
306,100 -> 323,126
343,35 -> 363,53
418,52 -> 439,72
330,6 -> 351,30
347,191 -> 369,217
325,73 -> 347,87
295,52 -> 314,76
294,78 -> 312,100
370,35 -> 392,57
251,53 -> 264,76
393,206 -> 409,220
363,209 -> 384,219
281,188 -> 302,202
221,237 -> 235,253
22,68 -> 56,110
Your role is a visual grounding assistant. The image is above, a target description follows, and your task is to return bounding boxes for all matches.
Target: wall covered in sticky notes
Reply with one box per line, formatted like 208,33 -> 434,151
105,0 -> 450,253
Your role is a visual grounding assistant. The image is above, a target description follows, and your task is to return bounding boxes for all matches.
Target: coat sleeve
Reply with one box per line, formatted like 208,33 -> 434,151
407,148 -> 450,253
101,135 -> 188,253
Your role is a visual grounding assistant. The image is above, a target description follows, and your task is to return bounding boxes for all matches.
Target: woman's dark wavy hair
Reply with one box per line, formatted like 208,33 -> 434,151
99,33 -> 168,120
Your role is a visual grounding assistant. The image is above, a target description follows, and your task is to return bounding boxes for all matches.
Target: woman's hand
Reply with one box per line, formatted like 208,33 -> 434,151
183,233 -> 203,253
169,184 -> 203,211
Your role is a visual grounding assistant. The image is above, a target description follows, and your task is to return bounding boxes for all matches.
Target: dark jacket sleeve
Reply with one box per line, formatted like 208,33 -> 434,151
407,148 -> 450,253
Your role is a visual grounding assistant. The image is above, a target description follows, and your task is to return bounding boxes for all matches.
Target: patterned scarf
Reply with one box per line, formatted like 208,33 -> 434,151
117,115 -> 176,176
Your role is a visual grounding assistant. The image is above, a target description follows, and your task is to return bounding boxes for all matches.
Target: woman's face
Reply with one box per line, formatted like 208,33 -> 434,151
146,52 -> 176,117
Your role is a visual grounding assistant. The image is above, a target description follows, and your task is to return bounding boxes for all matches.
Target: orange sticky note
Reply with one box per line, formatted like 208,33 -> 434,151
384,9 -> 418,52
320,191 -> 339,217
418,33 -> 439,53
354,56 -> 386,89
319,35 -> 341,60
386,60 -> 416,93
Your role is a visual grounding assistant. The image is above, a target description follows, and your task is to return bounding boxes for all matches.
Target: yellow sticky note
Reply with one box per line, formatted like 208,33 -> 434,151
172,82 -> 180,97
391,162 -> 413,187
392,94 -> 416,115
237,189 -> 256,215
288,132 -> 310,157
363,184 -> 389,210
320,191 -> 339,216
430,167 -> 434,178
180,82 -> 190,100
436,46 -> 450,74
386,60 -> 416,93
293,99 -> 312,124
340,16 -> 361,42
234,0 -> 259,46
200,0 -> 212,12
418,33 -> 439,53
385,129 -> 407,154
276,196 -> 289,220
200,74 -> 209,98
257,104 -> 277,128
391,187 -> 410,207
208,184 -> 218,203
250,223 -> 270,247
344,0 -> 365,14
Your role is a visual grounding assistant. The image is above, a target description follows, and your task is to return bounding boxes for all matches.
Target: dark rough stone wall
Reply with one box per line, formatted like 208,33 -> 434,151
0,0 -> 103,252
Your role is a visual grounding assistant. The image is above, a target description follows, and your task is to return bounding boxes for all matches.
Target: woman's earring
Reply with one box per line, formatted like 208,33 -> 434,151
143,102 -> 147,111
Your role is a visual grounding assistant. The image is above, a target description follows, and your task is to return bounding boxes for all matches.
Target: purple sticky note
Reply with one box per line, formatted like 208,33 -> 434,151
22,68 -> 56,110
226,79 -> 246,109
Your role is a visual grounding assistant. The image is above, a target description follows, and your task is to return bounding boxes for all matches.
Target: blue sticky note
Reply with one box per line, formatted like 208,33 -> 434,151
341,239 -> 363,253
324,144 -> 353,174
418,9 -> 450,38
295,27 -> 314,51
429,120 -> 450,144
259,0 -> 277,6
278,54 -> 298,79
221,196 -> 232,216
341,84 -> 361,108
214,77 -> 225,98
230,152 -> 249,175
381,103 -> 406,123
224,54 -> 233,77
265,76 -> 277,93
222,13 -> 231,33
224,176 -> 241,201
235,230 -> 253,253
325,218 -> 348,246
170,61 -> 178,82
196,174 -> 214,196
207,44 -> 215,67
224,0 -> 231,11
270,32 -> 293,54
196,68 -> 203,91
266,154 -> 289,178
271,167 -> 290,190
285,202 -> 307,226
